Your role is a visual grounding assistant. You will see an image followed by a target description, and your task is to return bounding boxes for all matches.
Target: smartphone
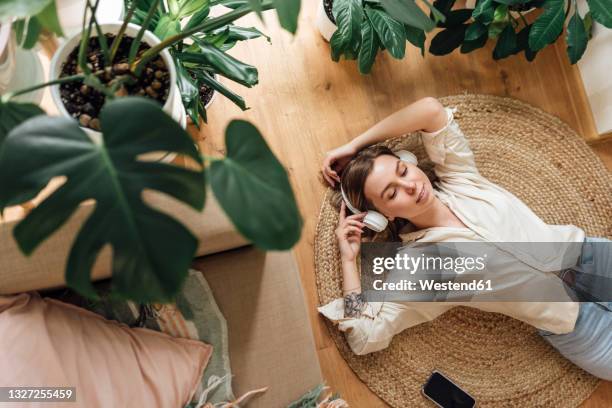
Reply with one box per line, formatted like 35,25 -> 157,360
422,370 -> 476,408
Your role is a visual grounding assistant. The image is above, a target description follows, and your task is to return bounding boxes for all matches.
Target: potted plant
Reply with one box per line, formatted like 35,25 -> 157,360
126,0 -> 274,127
315,0 -> 445,74
427,0 -> 611,64
0,0 -> 303,303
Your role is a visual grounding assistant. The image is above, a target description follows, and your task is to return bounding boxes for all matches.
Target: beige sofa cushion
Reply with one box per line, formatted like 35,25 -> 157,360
194,248 -> 323,407
0,187 -> 248,294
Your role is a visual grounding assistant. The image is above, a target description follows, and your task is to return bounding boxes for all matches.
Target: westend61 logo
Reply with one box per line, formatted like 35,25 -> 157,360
372,253 -> 487,275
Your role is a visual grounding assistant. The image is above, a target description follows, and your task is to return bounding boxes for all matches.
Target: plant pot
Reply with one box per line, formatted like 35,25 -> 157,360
316,0 -> 337,42
49,22 -> 186,162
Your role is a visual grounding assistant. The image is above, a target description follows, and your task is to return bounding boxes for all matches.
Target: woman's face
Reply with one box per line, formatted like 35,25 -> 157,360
363,154 -> 435,221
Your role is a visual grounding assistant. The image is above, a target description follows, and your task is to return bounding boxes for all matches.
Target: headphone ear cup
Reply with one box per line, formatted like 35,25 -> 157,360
363,211 -> 388,233
395,150 -> 418,165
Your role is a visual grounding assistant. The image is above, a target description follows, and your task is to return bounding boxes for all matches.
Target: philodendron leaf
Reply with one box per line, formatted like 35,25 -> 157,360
493,24 -> 517,59
0,100 -> 45,145
429,24 -> 468,55
0,0 -> 51,20
0,97 -> 205,302
566,10 -> 588,64
528,0 -> 565,51
210,120 -> 302,250
472,0 -> 495,24
358,19 -> 380,74
465,21 -> 487,41
365,7 -> 406,59
273,0 -> 301,34
586,0 -> 612,28
330,0 -> 363,61
381,0 -> 436,31
178,46 -> 258,87
404,25 -> 426,56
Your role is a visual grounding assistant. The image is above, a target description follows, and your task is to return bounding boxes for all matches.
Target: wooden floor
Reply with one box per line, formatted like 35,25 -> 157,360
194,2 -> 612,406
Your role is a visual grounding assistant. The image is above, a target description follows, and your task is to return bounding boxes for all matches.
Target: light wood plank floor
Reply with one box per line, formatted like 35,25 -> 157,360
194,3 -> 611,406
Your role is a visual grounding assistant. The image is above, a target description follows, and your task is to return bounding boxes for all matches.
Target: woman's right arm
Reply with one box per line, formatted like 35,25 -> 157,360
322,97 -> 447,186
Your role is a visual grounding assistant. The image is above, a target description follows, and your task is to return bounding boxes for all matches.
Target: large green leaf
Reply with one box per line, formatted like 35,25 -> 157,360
515,24 -> 538,61
405,25 -> 426,56
365,7 -> 406,59
380,0 -> 435,31
185,6 -> 211,29
460,31 -> 488,52
178,45 -> 258,87
273,0 -> 301,34
175,58 -> 199,107
566,10 -> 588,64
586,0 -> 612,28
429,24 -> 468,55
0,98 -> 205,302
493,24 -> 517,59
472,0 -> 495,24
330,0 -> 363,61
0,100 -> 45,146
358,19 -> 380,74
210,120 -> 302,250
35,0 -> 63,36
438,9 -> 473,28
465,21 -> 487,41
528,0 -> 564,51
21,17 -> 42,49
0,0 -> 50,20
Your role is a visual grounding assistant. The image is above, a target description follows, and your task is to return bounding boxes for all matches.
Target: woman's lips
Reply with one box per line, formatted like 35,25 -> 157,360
416,184 -> 426,203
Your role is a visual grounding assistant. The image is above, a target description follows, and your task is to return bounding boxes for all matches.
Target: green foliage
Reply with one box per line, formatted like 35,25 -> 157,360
566,9 -> 587,64
586,0 -> 612,28
8,0 -> 63,50
0,98 -> 206,302
0,100 -> 45,145
358,19 -> 380,74
209,120 -> 302,250
365,7 -> 406,59
433,0 -> 607,63
381,0 -> 436,31
329,0 -> 433,72
528,0 -> 564,51
330,0 -> 363,61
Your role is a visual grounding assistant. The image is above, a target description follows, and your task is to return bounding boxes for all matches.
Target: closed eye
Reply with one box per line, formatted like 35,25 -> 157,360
401,167 -> 408,177
389,188 -> 397,200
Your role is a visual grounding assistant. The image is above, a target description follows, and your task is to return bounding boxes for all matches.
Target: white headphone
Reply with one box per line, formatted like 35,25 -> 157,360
340,150 -> 418,232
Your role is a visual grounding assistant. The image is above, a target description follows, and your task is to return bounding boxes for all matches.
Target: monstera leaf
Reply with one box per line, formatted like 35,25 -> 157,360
209,120 -> 302,250
0,100 -> 45,145
0,98 -> 205,302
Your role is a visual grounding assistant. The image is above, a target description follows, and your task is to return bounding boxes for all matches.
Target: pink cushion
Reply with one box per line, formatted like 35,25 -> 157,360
0,292 -> 212,407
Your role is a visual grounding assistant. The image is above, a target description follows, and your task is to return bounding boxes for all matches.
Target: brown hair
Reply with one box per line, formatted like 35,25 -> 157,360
330,145 -> 436,241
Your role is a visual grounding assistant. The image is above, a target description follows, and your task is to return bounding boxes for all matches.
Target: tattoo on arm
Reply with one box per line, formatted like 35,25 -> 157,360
344,292 -> 366,318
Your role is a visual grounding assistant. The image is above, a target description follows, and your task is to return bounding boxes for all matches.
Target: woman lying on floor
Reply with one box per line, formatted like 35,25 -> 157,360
318,97 -> 612,380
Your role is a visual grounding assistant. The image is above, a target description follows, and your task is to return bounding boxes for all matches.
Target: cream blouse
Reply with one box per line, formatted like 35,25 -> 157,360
318,107 -> 584,355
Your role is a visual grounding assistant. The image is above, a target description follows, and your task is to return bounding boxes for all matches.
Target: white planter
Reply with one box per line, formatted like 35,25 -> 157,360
50,23 -> 185,162
316,1 -> 337,42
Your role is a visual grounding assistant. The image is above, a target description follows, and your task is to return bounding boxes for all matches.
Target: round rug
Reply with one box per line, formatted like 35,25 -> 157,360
314,94 -> 612,407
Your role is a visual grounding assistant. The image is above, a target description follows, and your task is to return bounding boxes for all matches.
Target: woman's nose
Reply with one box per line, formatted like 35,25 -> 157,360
398,180 -> 417,194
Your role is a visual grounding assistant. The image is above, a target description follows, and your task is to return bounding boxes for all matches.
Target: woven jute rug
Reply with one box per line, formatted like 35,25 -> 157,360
314,94 -> 612,407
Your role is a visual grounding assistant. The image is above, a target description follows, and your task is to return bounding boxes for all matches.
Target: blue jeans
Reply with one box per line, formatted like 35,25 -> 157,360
538,237 -> 612,380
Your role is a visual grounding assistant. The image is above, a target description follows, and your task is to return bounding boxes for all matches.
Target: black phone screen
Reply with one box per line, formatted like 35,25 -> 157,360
423,372 -> 476,408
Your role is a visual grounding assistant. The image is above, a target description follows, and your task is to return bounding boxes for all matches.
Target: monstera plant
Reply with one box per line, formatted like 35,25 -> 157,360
127,0 -> 299,125
0,0 -> 303,303
0,0 -> 64,49
425,0 -> 611,63
324,0 -> 446,74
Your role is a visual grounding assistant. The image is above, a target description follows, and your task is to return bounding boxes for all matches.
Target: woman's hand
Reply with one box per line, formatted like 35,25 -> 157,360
322,143 -> 358,187
336,202 -> 366,263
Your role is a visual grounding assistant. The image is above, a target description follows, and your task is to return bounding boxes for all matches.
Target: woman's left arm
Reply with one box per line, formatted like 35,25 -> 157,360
346,97 -> 449,152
